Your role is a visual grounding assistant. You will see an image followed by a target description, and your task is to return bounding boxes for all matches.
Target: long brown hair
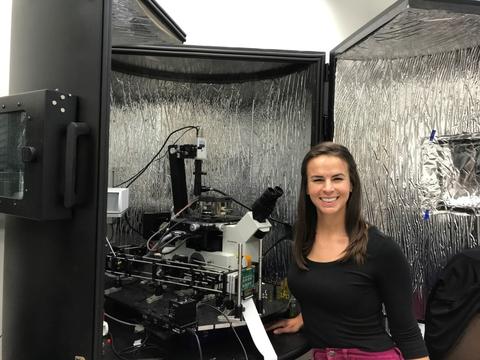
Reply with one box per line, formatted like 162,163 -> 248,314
294,142 -> 368,269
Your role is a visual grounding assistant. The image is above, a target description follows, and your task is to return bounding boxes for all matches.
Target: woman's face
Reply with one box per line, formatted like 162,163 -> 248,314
306,155 -> 352,219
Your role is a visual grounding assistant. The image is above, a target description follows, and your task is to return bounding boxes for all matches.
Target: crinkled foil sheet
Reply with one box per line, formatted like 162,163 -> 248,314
338,8 -> 480,60
109,69 -> 314,283
112,0 -> 183,46
334,16 -> 480,316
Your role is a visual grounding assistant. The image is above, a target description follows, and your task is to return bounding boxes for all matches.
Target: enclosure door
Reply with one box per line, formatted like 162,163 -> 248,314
4,0 -> 111,359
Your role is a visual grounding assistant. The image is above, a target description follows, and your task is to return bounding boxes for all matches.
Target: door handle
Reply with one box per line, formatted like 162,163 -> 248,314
64,122 -> 90,208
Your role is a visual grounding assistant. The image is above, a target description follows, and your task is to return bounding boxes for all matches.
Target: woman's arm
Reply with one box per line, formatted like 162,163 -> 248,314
375,237 -> 430,359
266,313 -> 303,334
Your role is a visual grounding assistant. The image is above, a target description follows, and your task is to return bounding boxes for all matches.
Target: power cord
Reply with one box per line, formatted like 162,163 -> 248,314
206,187 -> 292,228
109,332 -> 131,360
118,331 -> 149,356
146,198 -> 198,252
104,312 -> 142,328
262,235 -> 293,257
114,125 -> 198,188
186,328 -> 204,360
123,213 -> 144,238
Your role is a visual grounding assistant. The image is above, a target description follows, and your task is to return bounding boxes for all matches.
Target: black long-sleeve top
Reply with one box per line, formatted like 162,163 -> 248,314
288,226 -> 428,359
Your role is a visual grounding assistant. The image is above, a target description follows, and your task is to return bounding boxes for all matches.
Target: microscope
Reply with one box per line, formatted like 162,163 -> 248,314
166,135 -> 284,317
105,131 -> 285,333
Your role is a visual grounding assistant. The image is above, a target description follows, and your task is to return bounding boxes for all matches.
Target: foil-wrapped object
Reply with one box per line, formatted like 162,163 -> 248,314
421,133 -> 480,213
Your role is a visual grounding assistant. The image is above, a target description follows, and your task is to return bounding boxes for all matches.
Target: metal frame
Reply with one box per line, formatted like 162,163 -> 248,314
140,0 -> 187,42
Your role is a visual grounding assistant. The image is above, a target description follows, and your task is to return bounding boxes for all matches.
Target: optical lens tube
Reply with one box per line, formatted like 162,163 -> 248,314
251,186 -> 284,222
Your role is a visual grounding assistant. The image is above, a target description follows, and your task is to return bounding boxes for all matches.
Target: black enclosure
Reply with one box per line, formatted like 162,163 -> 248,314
4,0 -> 111,359
0,90 -> 80,220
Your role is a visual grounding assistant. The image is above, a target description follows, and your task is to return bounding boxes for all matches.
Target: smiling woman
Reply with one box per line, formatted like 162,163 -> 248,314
268,142 -> 430,360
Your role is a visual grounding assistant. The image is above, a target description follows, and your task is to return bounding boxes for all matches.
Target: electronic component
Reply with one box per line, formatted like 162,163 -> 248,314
226,267 -> 256,297
196,136 -> 207,160
106,187 -> 129,217
168,298 -> 197,333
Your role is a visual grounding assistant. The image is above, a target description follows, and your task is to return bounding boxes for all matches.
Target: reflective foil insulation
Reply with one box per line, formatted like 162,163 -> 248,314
109,66 -> 315,284
112,0 -> 185,46
333,7 -> 480,317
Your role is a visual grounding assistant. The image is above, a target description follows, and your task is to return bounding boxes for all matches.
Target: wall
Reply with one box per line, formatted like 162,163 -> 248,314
158,0 -> 396,54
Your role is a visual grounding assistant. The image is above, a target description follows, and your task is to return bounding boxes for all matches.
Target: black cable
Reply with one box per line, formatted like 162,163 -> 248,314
124,125 -> 197,188
147,219 -> 188,252
159,238 -> 188,255
119,127 -> 196,188
199,303 -> 249,360
267,216 -> 292,228
123,213 -> 144,238
186,328 -> 203,360
154,233 -> 184,252
159,235 -> 200,255
262,235 -> 293,257
119,331 -> 149,355
209,187 -> 250,209
109,332 -> 131,360
207,188 -> 292,228
114,125 -> 198,188
109,329 -> 164,359
153,127 -> 194,163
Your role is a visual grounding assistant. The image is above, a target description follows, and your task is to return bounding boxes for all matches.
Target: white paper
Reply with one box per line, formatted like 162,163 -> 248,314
241,298 -> 278,360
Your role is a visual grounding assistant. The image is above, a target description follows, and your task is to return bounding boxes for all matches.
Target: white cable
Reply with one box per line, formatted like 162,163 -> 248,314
105,236 -> 116,257
146,197 -> 199,251
104,312 -> 141,328
171,196 -> 200,220
146,222 -> 169,251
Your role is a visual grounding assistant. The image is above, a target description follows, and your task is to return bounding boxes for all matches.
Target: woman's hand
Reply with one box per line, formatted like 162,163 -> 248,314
266,313 -> 303,334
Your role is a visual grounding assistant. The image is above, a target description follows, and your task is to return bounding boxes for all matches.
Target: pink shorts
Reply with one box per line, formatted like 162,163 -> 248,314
312,347 -> 404,360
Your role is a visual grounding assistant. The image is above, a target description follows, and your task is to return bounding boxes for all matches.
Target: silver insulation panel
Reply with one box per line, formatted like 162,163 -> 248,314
338,8 -> 480,60
109,69 -> 314,283
333,7 -> 480,315
112,0 -> 184,46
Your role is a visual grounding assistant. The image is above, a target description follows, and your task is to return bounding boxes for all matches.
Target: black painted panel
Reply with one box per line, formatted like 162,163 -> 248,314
4,0 -> 111,359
